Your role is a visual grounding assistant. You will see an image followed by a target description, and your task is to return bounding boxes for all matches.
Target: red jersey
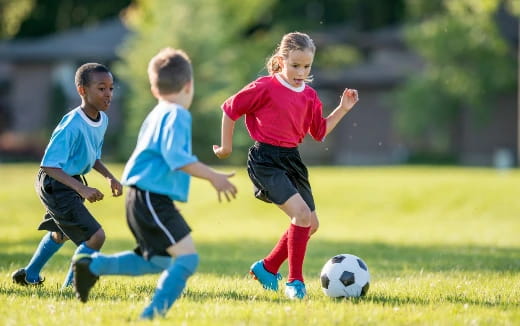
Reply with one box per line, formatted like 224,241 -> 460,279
222,74 -> 327,148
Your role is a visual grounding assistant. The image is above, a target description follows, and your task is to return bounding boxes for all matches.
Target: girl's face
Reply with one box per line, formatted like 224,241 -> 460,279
279,49 -> 314,88
80,72 -> 114,112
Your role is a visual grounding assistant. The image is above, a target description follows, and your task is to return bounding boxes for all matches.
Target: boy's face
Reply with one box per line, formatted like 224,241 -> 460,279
79,72 -> 114,111
279,49 -> 314,88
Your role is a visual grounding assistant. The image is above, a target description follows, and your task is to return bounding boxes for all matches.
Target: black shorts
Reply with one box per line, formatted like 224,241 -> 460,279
247,142 -> 315,211
126,186 -> 192,260
36,169 -> 101,246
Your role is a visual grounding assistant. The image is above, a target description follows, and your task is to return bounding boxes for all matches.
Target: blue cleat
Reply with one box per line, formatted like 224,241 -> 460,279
285,280 -> 306,299
249,260 -> 282,291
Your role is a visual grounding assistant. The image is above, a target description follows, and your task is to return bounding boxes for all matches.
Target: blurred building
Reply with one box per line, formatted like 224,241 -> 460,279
0,18 -> 517,166
0,18 -> 128,160
301,26 -> 517,166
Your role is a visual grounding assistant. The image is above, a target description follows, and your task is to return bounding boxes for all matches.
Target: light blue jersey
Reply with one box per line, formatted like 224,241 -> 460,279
122,101 -> 198,202
41,107 -> 108,176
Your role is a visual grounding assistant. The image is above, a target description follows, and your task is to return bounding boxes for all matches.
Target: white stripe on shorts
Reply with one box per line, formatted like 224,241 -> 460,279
145,191 -> 176,245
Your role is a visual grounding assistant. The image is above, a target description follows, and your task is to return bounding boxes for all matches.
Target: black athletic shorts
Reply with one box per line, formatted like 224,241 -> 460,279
247,142 -> 316,211
36,169 -> 101,245
126,186 -> 192,260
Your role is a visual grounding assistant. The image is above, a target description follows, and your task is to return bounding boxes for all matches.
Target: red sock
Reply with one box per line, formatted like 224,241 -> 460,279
263,230 -> 288,274
287,224 -> 311,283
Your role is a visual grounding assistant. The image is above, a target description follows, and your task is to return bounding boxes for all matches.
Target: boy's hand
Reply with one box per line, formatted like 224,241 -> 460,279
213,145 -> 231,159
108,178 -> 123,197
79,185 -> 105,203
210,171 -> 238,202
339,88 -> 359,112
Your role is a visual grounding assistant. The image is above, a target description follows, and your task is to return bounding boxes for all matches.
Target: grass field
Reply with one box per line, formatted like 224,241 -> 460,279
1,163 -> 519,325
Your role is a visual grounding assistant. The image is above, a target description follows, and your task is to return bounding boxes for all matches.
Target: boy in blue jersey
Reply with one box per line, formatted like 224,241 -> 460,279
11,63 -> 123,289
72,47 -> 237,320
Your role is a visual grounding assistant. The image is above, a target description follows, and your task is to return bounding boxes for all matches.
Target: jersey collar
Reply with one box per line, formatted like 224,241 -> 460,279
274,73 -> 305,93
77,107 -> 103,127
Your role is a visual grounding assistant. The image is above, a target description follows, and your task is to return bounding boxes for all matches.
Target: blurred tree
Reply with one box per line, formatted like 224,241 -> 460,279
116,0 -> 409,163
10,0 -> 131,38
115,0 -> 278,163
0,0 -> 35,39
394,0 -> 518,159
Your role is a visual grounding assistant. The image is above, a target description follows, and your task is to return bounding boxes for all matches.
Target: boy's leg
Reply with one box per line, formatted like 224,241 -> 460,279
88,251 -> 167,275
62,241 -> 97,288
12,232 -> 64,285
73,251 -> 168,303
140,235 -> 199,320
140,253 -> 199,320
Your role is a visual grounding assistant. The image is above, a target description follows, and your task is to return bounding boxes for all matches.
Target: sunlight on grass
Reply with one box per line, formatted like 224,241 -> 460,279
1,164 -> 519,325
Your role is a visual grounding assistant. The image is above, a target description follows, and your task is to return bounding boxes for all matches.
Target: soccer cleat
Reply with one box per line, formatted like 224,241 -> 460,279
249,260 -> 282,291
285,280 -> 306,299
72,254 -> 99,303
11,268 -> 45,286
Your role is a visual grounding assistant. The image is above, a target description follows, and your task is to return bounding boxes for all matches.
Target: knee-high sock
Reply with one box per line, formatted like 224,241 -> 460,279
25,232 -> 63,282
62,243 -> 95,288
287,224 -> 311,283
140,254 -> 199,320
89,251 -> 169,276
263,230 -> 288,274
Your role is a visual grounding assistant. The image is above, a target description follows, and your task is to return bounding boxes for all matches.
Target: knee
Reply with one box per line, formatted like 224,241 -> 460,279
51,232 -> 68,244
292,205 -> 312,227
310,219 -> 319,236
86,228 -> 105,250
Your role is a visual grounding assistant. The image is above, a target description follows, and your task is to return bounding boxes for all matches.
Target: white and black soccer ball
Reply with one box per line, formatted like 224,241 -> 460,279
320,254 -> 370,298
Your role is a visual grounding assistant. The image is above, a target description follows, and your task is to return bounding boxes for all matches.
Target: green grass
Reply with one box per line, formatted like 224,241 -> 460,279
1,163 -> 519,325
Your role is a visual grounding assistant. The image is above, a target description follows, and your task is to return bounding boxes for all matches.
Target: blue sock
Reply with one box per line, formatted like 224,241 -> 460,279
25,232 -> 63,282
62,243 -> 96,288
140,254 -> 199,320
89,251 -> 168,276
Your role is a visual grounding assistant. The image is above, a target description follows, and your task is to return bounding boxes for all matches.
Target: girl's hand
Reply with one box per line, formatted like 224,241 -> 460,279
339,88 -> 359,112
213,145 -> 232,159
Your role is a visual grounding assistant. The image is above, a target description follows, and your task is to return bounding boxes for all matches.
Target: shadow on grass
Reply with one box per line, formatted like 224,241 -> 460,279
2,237 -> 519,276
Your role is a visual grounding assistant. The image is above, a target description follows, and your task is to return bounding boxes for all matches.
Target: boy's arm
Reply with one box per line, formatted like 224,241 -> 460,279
213,113 -> 235,159
93,159 -> 123,197
180,161 -> 237,202
324,88 -> 359,137
41,166 -> 104,203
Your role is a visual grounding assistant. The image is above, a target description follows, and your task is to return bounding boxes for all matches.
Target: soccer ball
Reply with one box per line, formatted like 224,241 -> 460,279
320,254 -> 370,298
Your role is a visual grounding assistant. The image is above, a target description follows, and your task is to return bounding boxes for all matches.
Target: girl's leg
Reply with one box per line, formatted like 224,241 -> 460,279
263,210 -> 319,274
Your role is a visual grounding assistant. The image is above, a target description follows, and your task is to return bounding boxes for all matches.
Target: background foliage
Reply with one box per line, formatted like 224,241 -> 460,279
1,0 -> 518,162
394,0 -> 518,156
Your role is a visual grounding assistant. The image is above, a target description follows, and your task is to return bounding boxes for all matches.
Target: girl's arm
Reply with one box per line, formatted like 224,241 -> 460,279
213,113 -> 236,159
325,88 -> 359,137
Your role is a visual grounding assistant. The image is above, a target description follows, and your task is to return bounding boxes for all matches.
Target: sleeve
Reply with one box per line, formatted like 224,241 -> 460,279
40,123 -> 76,168
221,80 -> 266,121
308,93 -> 327,142
160,111 -> 198,171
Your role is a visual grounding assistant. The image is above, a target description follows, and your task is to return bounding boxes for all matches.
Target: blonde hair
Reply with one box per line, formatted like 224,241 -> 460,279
148,47 -> 192,95
266,32 -> 316,79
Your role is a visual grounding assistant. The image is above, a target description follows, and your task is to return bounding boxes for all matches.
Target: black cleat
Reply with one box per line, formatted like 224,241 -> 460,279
72,255 -> 99,303
11,268 -> 45,286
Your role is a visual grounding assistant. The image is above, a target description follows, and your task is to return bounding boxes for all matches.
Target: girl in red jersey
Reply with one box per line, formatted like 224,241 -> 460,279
213,32 -> 359,299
